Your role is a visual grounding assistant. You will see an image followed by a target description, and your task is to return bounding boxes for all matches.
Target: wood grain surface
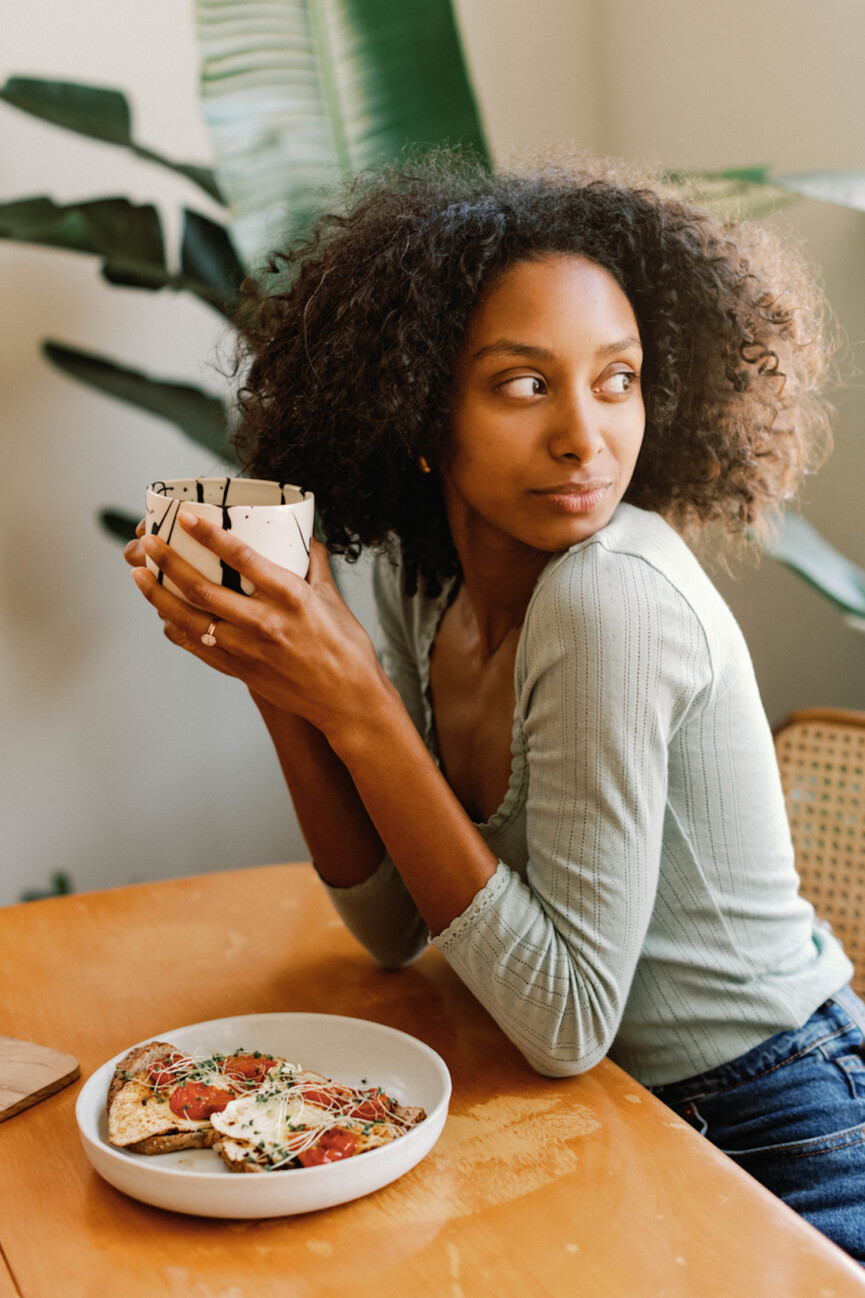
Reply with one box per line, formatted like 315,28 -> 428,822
0,863 -> 863,1298
0,1038 -> 79,1124
0,1255 -> 18,1298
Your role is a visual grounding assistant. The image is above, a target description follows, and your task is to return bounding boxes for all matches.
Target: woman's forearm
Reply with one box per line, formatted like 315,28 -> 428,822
255,685 -> 498,935
325,681 -> 499,936
131,518 -> 495,936
251,693 -> 385,887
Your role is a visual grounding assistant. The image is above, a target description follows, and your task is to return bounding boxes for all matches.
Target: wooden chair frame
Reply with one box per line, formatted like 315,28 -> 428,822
773,707 -> 865,997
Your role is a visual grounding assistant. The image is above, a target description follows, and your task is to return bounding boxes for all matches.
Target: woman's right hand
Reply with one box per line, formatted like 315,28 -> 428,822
123,519 -> 147,569
130,515 -> 390,742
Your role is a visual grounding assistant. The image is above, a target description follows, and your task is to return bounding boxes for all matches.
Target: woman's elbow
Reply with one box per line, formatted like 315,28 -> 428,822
517,1036 -> 610,1079
523,1053 -> 604,1079
348,916 -> 430,970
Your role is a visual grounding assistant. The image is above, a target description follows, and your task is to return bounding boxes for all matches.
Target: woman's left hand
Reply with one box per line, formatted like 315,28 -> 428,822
132,512 -> 385,740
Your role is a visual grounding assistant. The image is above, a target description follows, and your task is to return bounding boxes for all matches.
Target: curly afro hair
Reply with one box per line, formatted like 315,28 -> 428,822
234,154 -> 834,593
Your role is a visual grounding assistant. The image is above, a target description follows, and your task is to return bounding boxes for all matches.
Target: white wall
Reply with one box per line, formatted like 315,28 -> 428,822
1,0 -> 863,905
0,1 -> 306,904
455,0 -> 865,723
566,0 -> 865,723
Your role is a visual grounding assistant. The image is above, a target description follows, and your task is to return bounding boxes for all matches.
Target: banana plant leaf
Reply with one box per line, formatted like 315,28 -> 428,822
99,509 -> 141,543
0,77 -> 222,203
663,167 -> 797,223
0,197 -> 242,316
0,195 -> 167,287
672,166 -> 865,219
181,208 -> 246,308
193,0 -> 490,265
43,341 -> 232,459
772,170 -> 865,213
762,511 -> 865,623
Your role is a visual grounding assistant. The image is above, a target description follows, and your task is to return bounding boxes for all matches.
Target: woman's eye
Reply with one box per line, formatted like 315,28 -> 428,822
598,370 -> 638,396
499,375 -> 546,398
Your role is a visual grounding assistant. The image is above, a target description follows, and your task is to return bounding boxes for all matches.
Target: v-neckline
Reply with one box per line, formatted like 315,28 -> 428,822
419,577 -> 524,832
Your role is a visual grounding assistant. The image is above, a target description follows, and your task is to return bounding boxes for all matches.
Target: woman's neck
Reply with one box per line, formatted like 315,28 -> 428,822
449,520 -> 550,659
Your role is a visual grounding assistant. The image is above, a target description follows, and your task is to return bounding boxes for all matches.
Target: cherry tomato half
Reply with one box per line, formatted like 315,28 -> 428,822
300,1088 -> 338,1110
350,1093 -> 393,1122
169,1082 -> 234,1120
298,1128 -> 358,1166
147,1055 -> 181,1090
222,1054 -> 279,1085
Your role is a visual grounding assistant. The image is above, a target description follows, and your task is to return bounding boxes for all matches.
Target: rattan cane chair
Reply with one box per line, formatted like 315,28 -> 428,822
773,708 -> 865,997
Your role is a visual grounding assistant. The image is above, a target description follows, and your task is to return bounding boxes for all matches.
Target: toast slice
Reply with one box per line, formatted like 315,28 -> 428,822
106,1042 -> 427,1168
210,1069 -> 427,1172
107,1040 -> 219,1154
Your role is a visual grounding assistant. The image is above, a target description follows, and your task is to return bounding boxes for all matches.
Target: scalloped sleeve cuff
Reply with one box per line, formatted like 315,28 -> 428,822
431,861 -> 513,952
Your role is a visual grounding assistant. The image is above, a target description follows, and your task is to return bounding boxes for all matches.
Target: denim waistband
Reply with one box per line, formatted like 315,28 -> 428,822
649,984 -> 864,1107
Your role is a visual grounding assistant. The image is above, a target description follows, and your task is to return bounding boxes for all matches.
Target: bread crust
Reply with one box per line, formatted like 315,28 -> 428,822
107,1040 -> 180,1111
128,1129 -> 219,1156
214,1139 -> 264,1173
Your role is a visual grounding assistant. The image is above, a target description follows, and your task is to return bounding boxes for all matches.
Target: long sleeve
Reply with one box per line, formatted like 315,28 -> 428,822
431,540 -> 706,1075
320,509 -> 852,1085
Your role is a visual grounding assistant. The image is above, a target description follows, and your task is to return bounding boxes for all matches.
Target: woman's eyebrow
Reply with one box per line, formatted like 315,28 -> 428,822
598,335 -> 643,358
472,336 -> 642,362
472,340 -> 553,362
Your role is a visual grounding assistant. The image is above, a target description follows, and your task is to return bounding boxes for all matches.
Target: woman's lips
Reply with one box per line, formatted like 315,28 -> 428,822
531,482 -> 612,514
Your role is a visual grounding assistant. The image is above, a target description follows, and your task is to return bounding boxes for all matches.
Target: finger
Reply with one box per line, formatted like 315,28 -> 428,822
124,537 -> 146,568
124,520 -> 148,567
162,619 -> 241,678
138,533 -> 267,631
176,509 -> 309,602
131,564 -> 242,652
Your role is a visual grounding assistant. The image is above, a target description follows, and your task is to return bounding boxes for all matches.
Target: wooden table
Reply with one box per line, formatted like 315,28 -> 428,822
1,863 -> 864,1297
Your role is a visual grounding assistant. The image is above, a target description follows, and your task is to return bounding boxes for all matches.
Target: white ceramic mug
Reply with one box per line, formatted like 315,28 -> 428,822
144,477 -> 315,602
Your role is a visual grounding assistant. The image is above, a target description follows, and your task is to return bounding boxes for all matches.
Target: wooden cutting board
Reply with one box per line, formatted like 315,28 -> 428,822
0,1036 -> 80,1122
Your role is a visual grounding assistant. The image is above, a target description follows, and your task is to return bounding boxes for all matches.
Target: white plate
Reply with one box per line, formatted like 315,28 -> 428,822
76,1012 -> 451,1218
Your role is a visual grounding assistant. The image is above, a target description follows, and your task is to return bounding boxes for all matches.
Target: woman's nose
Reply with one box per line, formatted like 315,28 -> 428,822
547,395 -> 605,461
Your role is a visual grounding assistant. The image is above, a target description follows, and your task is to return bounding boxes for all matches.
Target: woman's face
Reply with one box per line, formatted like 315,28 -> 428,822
443,254 -> 646,559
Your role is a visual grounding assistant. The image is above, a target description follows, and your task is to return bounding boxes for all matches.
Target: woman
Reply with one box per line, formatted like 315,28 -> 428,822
128,158 -> 865,1258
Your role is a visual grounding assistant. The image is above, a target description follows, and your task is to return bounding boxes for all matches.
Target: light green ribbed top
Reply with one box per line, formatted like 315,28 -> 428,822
323,504 -> 851,1086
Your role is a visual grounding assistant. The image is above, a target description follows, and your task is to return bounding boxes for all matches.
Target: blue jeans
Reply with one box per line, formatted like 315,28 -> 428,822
650,985 -> 865,1264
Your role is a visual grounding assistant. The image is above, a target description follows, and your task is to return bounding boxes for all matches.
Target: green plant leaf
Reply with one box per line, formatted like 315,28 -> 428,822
762,512 -> 865,619
0,194 -> 167,283
0,195 -> 241,314
771,170 -> 865,213
181,208 -> 246,308
20,871 -> 74,902
43,341 -> 233,458
667,166 -> 865,220
99,509 -> 141,543
662,168 -> 797,223
0,77 -> 223,203
717,167 -> 772,185
193,0 -> 489,265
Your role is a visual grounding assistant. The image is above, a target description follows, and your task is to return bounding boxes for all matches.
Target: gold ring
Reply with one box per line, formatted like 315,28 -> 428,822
201,622 -> 218,647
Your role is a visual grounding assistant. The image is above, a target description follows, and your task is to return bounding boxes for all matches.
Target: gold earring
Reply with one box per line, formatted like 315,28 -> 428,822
419,456 -> 431,474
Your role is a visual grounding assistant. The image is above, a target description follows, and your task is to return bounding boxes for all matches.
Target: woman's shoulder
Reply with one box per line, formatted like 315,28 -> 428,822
542,503 -> 702,582
524,504 -> 745,672
533,504 -> 727,620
